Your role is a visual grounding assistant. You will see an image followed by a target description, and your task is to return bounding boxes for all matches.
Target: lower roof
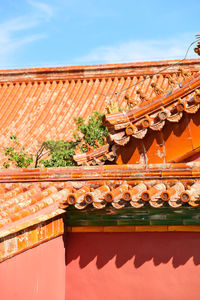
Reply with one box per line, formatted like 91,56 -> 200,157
0,162 -> 200,238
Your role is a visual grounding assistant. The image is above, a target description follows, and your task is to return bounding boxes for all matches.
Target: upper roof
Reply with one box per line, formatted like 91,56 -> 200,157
104,72 -> 200,145
0,58 -> 200,160
75,72 -> 200,166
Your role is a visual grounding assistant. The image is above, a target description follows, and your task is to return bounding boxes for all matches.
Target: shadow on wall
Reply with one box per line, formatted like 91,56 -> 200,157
64,232 -> 200,269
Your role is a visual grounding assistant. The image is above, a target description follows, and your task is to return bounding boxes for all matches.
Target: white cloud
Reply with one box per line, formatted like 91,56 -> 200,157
0,1 -> 54,68
75,34 -> 198,65
0,33 -> 45,57
28,1 -> 54,20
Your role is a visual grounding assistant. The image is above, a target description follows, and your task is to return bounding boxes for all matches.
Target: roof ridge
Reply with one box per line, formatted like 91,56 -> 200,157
0,59 -> 200,84
0,162 -> 199,182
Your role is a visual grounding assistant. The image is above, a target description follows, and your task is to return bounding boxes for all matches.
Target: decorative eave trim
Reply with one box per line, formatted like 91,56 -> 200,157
73,144 -> 116,166
104,74 -> 200,146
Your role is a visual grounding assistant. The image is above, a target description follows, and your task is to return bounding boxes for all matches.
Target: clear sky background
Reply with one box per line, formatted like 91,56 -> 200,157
0,0 -> 199,69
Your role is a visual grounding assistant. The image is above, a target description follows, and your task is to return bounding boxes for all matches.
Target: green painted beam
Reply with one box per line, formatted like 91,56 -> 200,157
64,206 -> 200,226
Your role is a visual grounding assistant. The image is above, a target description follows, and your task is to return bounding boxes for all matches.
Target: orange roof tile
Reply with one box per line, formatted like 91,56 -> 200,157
73,143 -> 116,165
104,73 -> 200,147
0,162 -> 200,261
0,59 -> 199,161
2,58 -> 200,261
0,162 -> 199,235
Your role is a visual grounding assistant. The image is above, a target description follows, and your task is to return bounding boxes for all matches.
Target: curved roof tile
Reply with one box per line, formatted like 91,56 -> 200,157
0,162 -> 200,236
0,59 -> 199,159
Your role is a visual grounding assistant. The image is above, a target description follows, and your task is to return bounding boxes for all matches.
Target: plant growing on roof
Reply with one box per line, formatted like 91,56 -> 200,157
38,111 -> 108,166
74,111 -> 108,152
3,135 -> 33,168
38,140 -> 78,168
3,111 -> 108,168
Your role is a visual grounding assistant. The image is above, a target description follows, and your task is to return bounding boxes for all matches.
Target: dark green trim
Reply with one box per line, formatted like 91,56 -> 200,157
64,206 -> 200,226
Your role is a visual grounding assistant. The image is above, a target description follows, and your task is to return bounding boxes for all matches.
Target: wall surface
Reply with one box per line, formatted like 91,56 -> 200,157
66,232 -> 200,300
2,229 -> 200,300
0,236 -> 65,300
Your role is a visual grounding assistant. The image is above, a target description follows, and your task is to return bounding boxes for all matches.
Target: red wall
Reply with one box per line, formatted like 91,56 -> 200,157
2,231 -> 200,300
66,232 -> 200,300
0,236 -> 65,300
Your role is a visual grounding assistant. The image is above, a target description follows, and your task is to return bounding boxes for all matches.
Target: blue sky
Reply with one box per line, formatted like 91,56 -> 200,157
0,0 -> 199,69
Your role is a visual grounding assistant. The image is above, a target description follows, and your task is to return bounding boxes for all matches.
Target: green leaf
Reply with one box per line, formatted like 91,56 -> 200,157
3,111 -> 108,168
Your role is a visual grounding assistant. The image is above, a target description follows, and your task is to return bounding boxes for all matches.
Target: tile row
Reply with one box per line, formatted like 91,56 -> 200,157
60,181 -> 200,210
0,182 -> 70,228
0,162 -> 200,180
0,176 -> 200,228
104,74 -> 200,146
73,143 -> 116,166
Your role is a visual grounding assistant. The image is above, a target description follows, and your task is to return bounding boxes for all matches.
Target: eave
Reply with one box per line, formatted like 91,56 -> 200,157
73,144 -> 116,166
0,163 -> 200,233
104,73 -> 200,146
1,163 -> 200,262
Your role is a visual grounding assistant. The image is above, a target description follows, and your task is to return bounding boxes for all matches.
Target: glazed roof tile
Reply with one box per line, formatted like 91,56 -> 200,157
0,59 -> 199,161
1,59 -> 200,260
73,143 -> 116,166
104,72 -> 200,146
1,162 -> 200,238
76,73 -> 200,165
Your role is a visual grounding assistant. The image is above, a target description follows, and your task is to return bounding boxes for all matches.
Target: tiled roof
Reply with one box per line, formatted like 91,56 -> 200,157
73,143 -> 116,165
1,58 -> 200,261
0,162 -> 200,261
61,180 -> 200,209
0,182 -> 69,232
75,69 -> 200,166
0,59 -> 199,160
104,72 -> 200,146
0,162 -> 200,235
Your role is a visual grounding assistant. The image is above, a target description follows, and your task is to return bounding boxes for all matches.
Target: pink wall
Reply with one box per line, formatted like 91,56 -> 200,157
66,232 -> 200,300
2,231 -> 200,300
0,236 -> 65,300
